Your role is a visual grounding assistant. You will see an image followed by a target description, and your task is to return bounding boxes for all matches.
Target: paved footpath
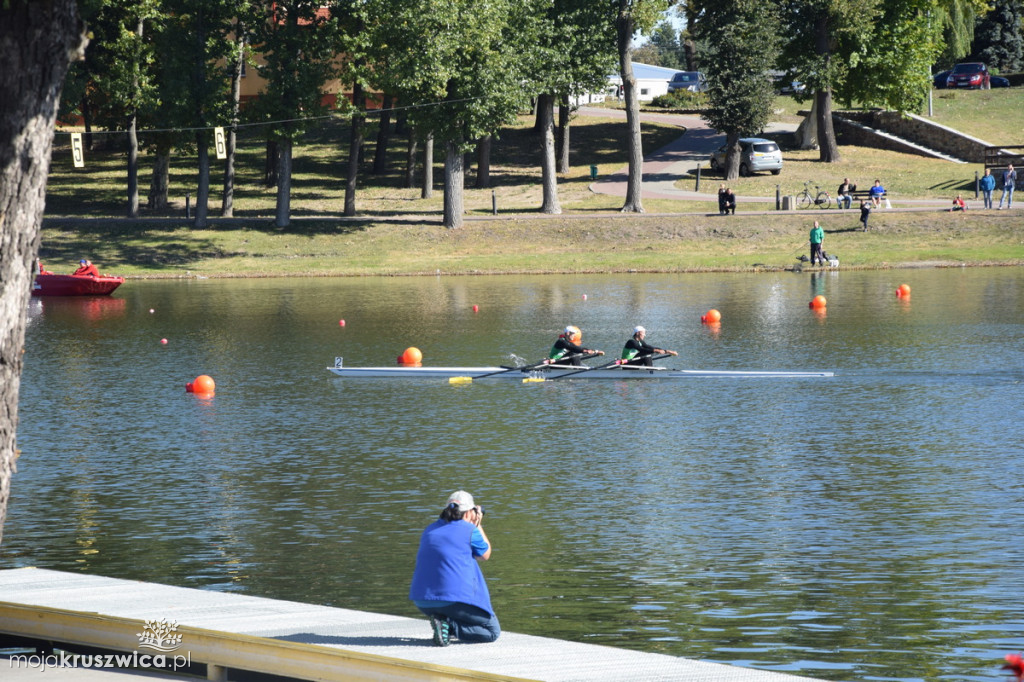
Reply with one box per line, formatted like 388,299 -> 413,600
576,106 -> 956,210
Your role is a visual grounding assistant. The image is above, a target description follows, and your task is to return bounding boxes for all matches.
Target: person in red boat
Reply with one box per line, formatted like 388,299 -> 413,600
73,259 -> 99,277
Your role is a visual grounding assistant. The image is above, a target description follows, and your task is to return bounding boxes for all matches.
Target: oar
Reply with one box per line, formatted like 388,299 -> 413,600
448,359 -> 550,384
534,354 -> 618,382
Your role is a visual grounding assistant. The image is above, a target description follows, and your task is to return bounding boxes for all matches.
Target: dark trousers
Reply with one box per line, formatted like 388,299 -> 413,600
811,243 -> 825,265
417,603 -> 501,643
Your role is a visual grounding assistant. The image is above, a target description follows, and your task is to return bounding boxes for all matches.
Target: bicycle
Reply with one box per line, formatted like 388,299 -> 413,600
796,181 -> 832,210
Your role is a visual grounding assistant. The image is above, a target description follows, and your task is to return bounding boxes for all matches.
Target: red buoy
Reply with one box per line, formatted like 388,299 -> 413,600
472,305 -> 479,313
339,319 -> 346,327
186,374 -> 215,395
398,347 -> 423,366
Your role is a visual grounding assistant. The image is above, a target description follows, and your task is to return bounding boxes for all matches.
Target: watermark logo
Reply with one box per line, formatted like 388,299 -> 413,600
137,619 -> 183,652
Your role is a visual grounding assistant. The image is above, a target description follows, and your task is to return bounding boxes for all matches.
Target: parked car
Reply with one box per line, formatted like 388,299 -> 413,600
668,71 -> 707,93
992,75 -> 1010,88
946,62 -> 991,89
709,137 -> 783,176
933,70 -> 951,89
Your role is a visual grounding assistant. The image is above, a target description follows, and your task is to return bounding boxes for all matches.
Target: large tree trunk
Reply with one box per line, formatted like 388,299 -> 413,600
127,113 -> 140,218
421,133 -> 433,199
475,135 -> 490,189
814,15 -> 840,162
556,95 -> 570,174
222,24 -> 244,217
372,95 -> 392,174
616,3 -> 644,213
345,82 -> 365,217
275,138 -> 292,227
194,131 -> 210,228
264,140 -> 279,187
795,96 -> 819,150
405,132 -> 418,189
147,150 -> 169,210
815,88 -> 840,162
538,93 -> 561,214
723,131 -> 741,181
0,0 -> 86,547
443,140 -> 464,229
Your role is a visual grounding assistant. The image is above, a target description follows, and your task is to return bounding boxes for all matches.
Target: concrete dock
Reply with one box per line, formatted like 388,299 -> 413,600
0,568 -> 819,682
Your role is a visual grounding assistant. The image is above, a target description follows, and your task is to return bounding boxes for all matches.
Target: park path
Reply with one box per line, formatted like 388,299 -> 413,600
576,106 -> 956,210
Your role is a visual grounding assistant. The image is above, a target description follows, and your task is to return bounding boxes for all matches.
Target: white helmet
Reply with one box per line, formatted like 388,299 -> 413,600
633,326 -> 646,335
564,325 -> 581,337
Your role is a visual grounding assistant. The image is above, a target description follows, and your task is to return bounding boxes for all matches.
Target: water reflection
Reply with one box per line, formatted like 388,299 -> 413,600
5,269 -> 1024,681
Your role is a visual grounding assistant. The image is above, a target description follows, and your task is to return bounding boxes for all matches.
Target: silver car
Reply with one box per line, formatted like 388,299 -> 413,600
709,137 -> 783,176
667,71 -> 707,93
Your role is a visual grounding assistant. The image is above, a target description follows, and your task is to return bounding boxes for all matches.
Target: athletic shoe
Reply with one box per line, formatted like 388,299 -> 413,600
429,615 -> 450,647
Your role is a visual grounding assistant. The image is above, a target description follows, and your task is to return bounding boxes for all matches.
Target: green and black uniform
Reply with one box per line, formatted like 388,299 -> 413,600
548,338 -> 595,366
621,337 -> 661,366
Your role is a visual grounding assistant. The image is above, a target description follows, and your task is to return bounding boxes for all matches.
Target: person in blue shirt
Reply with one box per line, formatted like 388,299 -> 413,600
868,179 -> 886,208
409,490 -> 500,646
979,168 -> 996,209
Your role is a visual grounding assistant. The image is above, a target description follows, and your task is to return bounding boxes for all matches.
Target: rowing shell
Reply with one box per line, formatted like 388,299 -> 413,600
326,360 -> 834,380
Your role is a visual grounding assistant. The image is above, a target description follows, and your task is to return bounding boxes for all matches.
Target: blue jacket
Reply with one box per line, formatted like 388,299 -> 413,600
980,174 -> 996,191
409,519 -> 493,615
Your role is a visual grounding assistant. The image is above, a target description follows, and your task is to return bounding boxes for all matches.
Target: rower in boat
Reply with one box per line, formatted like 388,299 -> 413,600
620,326 -> 677,367
543,325 -> 604,366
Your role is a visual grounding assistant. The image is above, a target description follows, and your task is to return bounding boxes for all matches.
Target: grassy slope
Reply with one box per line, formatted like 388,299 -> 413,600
42,91 -> 1024,277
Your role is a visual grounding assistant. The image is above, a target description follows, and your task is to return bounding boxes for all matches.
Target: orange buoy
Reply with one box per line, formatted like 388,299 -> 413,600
186,374 -> 215,395
896,284 -> 911,298
701,308 -> 722,324
810,295 -> 827,309
398,347 -> 423,366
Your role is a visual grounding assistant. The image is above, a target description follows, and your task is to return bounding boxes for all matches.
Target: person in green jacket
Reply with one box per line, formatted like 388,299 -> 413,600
809,221 -> 825,266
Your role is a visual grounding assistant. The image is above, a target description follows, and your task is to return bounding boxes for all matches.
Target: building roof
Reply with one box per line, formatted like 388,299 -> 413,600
608,62 -> 684,84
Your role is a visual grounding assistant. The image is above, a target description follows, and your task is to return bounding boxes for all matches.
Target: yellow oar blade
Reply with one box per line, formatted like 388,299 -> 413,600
448,376 -> 473,384
522,377 -> 546,383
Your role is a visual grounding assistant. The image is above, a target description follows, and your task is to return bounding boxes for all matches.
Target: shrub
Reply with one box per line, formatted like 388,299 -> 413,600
650,89 -> 707,109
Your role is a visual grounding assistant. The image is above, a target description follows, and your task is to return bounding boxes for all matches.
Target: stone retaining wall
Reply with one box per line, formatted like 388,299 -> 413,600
836,110 -> 992,163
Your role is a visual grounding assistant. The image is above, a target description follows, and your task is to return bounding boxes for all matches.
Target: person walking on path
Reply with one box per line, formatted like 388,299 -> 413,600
998,164 -> 1016,209
859,199 -> 871,230
410,490 -> 500,647
980,168 -> 996,209
809,220 -> 826,266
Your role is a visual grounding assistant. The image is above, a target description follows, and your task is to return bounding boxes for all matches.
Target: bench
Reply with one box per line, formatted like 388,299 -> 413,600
839,187 -> 887,208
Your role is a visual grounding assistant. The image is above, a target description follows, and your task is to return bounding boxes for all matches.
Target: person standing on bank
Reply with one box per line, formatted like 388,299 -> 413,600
620,326 -> 678,366
980,168 -> 996,209
809,220 -> 825,266
998,164 -> 1016,209
410,490 -> 500,647
859,199 -> 871,230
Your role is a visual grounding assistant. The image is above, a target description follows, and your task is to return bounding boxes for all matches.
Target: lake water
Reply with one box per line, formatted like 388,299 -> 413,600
4,268 -> 1024,681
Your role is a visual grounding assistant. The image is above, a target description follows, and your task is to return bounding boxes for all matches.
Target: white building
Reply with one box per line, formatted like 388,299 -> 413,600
606,62 -> 679,101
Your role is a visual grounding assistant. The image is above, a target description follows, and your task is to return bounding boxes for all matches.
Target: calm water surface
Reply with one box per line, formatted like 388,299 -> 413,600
4,269 -> 1024,681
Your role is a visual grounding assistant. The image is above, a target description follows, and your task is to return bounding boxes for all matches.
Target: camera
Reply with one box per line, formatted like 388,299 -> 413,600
474,506 -> 485,517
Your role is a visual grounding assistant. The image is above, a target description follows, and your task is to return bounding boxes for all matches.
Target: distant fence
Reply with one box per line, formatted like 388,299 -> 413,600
984,146 -> 1024,170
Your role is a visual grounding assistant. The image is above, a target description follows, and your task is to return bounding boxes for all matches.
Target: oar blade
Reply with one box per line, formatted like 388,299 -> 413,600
448,376 -> 473,384
522,377 -> 546,383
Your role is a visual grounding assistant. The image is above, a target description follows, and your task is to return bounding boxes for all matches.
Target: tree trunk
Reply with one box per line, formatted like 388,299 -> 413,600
194,131 -> 210,228
421,133 -> 434,199
475,135 -> 491,189
443,139 -> 464,228
275,138 -> 292,227
222,25 -> 244,217
556,95 -> 570,174
81,91 -> 93,151
723,131 -> 741,181
538,93 -> 561,214
147,151 -> 169,211
814,15 -> 840,162
345,82 -> 365,216
372,95 -> 392,174
796,96 -> 819,150
0,0 -> 86,547
616,3 -> 644,213
815,88 -> 840,162
264,140 -> 278,187
405,132 -> 418,189
127,113 -> 140,218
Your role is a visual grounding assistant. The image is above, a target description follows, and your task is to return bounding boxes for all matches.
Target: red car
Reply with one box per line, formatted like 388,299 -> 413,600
946,62 -> 991,89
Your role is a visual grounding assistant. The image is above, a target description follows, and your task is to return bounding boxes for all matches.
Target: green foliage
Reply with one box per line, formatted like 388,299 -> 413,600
971,0 -> 1024,71
933,0 -> 988,65
649,89 -> 706,108
642,20 -> 687,69
692,0 -> 780,137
